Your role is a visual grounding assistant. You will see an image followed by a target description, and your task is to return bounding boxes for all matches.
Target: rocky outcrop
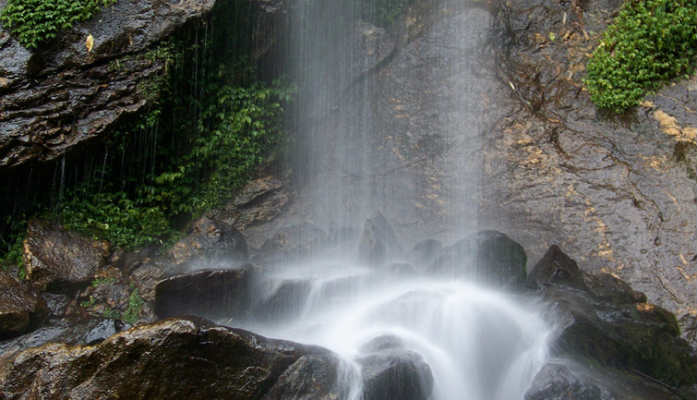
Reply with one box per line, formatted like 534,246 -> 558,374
525,361 -> 685,400
0,317 -> 345,400
0,0 -> 216,168
0,271 -> 46,339
478,0 -> 697,344
23,219 -> 110,290
154,267 -> 257,320
429,230 -> 527,288
531,246 -> 697,391
358,336 -> 434,400
168,217 -> 248,270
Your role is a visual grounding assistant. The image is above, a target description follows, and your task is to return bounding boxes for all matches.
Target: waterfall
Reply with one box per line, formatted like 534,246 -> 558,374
223,1 -> 552,398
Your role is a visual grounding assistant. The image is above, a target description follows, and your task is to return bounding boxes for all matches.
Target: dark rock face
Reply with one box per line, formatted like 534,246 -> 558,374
212,175 -> 291,235
430,230 -> 526,288
154,267 -> 256,320
533,246 -> 697,389
0,0 -> 219,168
260,354 -> 346,400
357,336 -> 434,400
478,0 -> 697,344
0,271 -> 46,339
169,217 -> 248,270
0,318 -> 343,400
525,363 -> 609,400
524,361 -> 685,400
82,318 -> 128,345
23,219 -> 110,290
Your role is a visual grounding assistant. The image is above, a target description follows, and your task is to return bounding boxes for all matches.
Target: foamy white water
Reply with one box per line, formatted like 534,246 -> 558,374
223,258 -> 551,400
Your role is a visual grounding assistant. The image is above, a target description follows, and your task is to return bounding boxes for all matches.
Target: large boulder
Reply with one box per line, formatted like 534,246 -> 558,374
430,230 -> 527,288
22,219 -> 110,291
0,318 -> 344,399
357,336 -> 434,400
0,271 -> 46,339
154,266 -> 257,320
525,361 -> 684,400
534,247 -> 697,389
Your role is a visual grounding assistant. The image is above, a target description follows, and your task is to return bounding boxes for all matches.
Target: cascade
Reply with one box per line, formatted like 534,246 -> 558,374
221,1 -> 552,398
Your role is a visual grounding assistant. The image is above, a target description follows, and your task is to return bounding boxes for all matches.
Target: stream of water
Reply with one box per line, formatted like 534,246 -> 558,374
223,1 -> 553,398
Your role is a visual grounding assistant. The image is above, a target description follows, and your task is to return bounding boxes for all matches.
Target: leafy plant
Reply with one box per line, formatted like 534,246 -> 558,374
91,277 -> 116,287
54,189 -> 174,250
80,296 -> 96,308
121,287 -> 143,324
0,0 -> 117,48
585,0 -> 697,112
102,307 -> 120,320
0,216 -> 26,279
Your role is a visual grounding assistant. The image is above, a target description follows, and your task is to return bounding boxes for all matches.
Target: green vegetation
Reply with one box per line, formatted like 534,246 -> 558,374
91,277 -> 117,287
585,0 -> 697,112
121,287 -> 143,324
0,0 -> 116,48
0,1 -> 292,260
0,217 -> 26,279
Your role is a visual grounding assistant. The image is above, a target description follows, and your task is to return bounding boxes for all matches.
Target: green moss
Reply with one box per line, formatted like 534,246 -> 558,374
585,0 -> 697,112
0,0 -> 117,48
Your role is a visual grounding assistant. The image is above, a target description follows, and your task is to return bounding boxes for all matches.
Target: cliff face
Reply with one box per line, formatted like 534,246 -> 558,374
0,0 -> 285,168
240,0 -> 697,346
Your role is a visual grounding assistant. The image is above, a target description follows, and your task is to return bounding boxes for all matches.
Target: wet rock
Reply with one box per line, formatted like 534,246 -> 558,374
22,219 -> 110,291
527,245 -> 588,291
480,0 -> 697,344
525,363 -> 608,400
358,212 -> 403,266
471,230 -> 527,288
0,271 -> 46,339
0,317 -> 342,400
154,266 -> 256,320
41,293 -> 69,317
430,230 -> 526,288
357,336 -> 434,400
261,354 -> 345,400
540,247 -> 697,388
0,0 -> 285,169
82,318 -> 129,345
525,361 -> 684,400
529,246 -> 646,303
211,175 -> 291,235
252,278 -> 312,323
169,217 -> 248,271
258,223 -> 329,264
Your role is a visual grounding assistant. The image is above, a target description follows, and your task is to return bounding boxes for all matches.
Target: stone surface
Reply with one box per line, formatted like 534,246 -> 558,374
22,219 -> 110,290
536,247 -> 697,389
168,217 -> 248,270
429,230 -> 527,288
0,271 -> 46,339
479,0 -> 697,345
0,0 -> 220,168
154,267 -> 256,320
0,317 -> 343,400
357,336 -> 434,400
524,361 -> 684,400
